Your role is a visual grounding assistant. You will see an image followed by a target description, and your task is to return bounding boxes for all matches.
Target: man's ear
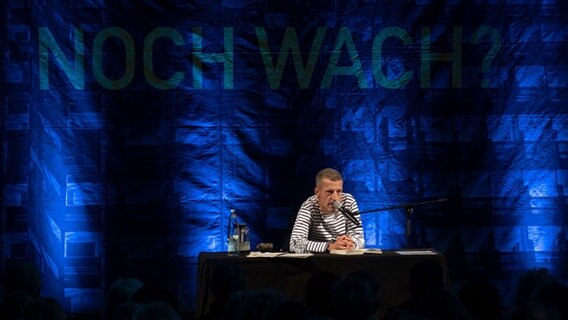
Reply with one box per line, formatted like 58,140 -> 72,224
314,186 -> 319,195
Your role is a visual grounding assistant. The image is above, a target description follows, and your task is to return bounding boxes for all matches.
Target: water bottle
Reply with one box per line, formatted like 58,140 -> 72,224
227,209 -> 240,256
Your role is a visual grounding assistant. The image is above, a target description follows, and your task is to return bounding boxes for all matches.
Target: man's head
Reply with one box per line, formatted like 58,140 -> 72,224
315,168 -> 343,214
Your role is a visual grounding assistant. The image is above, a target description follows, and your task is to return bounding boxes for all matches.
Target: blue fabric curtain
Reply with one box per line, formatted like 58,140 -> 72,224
2,0 -> 567,313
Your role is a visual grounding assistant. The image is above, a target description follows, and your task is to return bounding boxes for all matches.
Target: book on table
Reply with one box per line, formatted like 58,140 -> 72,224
330,249 -> 365,255
329,248 -> 383,255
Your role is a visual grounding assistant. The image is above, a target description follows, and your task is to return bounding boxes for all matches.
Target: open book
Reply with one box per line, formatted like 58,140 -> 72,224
329,248 -> 383,255
330,249 -> 365,255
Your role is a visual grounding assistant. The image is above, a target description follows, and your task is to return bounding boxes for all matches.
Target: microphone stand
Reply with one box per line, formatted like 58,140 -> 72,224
359,198 -> 448,248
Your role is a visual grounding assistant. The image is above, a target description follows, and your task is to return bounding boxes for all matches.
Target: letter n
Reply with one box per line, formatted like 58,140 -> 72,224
39,27 -> 84,90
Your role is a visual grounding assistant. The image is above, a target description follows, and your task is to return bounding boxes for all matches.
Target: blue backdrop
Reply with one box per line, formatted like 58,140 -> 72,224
2,0 -> 568,315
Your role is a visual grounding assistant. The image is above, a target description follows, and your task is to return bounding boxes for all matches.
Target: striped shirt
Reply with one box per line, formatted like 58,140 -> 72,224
289,193 -> 365,253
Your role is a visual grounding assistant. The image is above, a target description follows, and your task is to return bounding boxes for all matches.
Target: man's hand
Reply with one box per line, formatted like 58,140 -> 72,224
329,235 -> 356,250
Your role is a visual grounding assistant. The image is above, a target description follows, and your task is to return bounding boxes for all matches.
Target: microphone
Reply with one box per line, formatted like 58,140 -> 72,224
333,201 -> 360,226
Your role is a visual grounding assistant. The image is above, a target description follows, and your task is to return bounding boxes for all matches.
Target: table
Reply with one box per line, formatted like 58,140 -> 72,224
196,250 -> 449,319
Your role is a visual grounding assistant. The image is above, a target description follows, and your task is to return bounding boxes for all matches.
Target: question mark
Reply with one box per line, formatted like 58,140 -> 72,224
472,26 -> 501,88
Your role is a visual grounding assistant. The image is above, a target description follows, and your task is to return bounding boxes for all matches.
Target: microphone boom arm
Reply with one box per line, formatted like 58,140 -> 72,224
359,198 -> 448,214
359,198 -> 448,248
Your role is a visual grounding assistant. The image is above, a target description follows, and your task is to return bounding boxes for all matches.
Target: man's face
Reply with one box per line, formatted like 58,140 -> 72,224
315,178 -> 343,214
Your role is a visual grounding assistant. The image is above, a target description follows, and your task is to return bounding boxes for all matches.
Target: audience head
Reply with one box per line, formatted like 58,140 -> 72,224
133,300 -> 181,320
514,268 -> 553,310
330,270 -> 381,320
513,270 -> 568,320
109,301 -> 138,320
531,279 -> 568,318
415,288 -> 472,320
132,282 -> 179,311
102,277 -> 144,320
305,271 -> 339,317
221,289 -> 283,320
347,270 -> 381,312
458,278 -> 501,320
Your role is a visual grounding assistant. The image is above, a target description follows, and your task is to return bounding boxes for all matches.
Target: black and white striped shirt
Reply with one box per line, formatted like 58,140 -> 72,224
289,193 -> 365,253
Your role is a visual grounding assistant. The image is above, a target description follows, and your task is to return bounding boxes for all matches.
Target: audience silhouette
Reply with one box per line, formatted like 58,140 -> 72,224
3,257 -> 568,320
132,282 -> 180,311
330,270 -> 381,320
387,259 -> 445,316
0,261 -> 66,320
511,268 -> 568,320
133,300 -> 182,320
305,271 -> 339,318
220,288 -> 284,320
101,277 -> 144,320
199,261 -> 245,320
513,268 -> 553,312
413,287 -> 472,320
457,278 -> 501,320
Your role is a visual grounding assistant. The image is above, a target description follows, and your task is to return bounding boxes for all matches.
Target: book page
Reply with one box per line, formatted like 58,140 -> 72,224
330,249 -> 365,255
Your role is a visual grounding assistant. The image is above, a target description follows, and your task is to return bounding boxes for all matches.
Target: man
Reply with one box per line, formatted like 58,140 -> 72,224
289,168 -> 364,253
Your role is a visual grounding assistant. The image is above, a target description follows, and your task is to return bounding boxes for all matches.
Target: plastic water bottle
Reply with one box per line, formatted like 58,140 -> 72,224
227,209 -> 240,256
